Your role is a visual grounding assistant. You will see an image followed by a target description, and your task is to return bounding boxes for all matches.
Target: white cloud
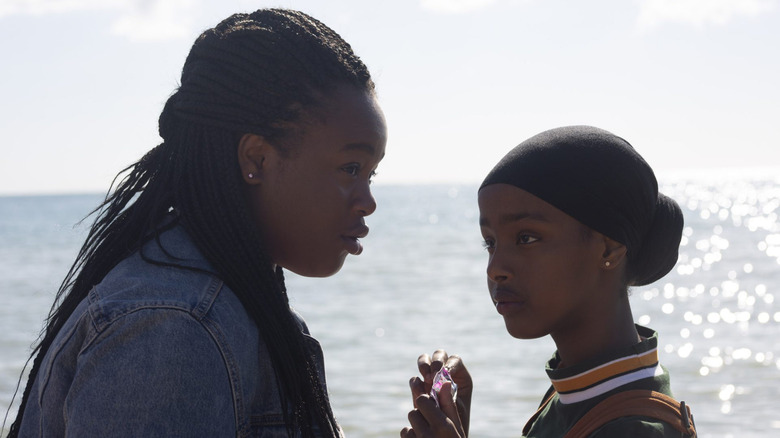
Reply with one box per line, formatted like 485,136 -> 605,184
0,0 -> 197,41
420,0 -> 498,14
637,0 -> 777,30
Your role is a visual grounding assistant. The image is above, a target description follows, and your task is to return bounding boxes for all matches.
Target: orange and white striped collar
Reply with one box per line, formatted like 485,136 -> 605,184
545,325 -> 662,404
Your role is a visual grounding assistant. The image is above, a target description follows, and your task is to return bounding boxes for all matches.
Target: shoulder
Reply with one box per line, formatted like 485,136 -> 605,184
66,308 -> 238,436
38,268 -> 231,394
29,302 -> 240,436
590,416 -> 682,438
579,389 -> 693,438
75,227 -> 262,379
82,258 -> 257,370
73,301 -> 236,383
87,224 -> 237,326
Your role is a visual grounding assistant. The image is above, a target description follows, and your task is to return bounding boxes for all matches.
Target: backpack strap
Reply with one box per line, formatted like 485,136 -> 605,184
521,389 -> 557,436
563,389 -> 696,438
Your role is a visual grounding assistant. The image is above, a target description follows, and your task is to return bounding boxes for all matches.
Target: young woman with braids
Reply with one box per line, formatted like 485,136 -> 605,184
5,9 -> 386,437
402,127 -> 695,437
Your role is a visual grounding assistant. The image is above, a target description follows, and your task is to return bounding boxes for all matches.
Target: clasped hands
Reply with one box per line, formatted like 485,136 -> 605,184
401,350 -> 473,438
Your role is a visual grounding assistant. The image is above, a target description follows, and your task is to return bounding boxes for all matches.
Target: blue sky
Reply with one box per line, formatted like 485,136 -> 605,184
1,0 -> 778,195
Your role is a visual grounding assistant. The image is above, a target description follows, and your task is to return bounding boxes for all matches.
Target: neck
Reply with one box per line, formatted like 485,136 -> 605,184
551,296 -> 639,368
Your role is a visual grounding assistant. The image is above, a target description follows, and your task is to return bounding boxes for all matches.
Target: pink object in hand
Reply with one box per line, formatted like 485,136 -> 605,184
430,367 -> 458,408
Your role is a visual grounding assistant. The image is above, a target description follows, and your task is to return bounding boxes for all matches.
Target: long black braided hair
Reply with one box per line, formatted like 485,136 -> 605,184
6,9 -> 374,437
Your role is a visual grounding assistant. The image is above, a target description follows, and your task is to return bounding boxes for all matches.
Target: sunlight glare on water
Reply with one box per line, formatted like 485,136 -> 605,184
1,175 -> 779,437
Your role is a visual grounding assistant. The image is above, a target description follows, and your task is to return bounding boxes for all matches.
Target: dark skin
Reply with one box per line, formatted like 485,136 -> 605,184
402,184 -> 639,437
402,350 -> 472,438
237,86 -> 387,278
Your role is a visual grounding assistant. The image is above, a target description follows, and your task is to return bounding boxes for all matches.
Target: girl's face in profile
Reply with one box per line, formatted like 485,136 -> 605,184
248,86 -> 387,278
478,184 -> 606,341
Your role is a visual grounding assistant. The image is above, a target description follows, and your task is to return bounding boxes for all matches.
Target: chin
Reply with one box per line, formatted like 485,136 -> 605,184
285,255 -> 347,278
505,323 -> 547,340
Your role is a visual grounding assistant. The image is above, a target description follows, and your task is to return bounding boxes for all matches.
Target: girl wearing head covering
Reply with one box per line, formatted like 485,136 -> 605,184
7,9 -> 386,437
402,126 -> 694,437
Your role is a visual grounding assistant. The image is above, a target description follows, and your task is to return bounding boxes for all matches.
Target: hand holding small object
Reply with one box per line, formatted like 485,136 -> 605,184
430,367 -> 457,408
401,350 -> 472,438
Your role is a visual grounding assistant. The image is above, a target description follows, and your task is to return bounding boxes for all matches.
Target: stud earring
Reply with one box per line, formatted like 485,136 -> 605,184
605,261 -> 611,267
248,173 -> 254,179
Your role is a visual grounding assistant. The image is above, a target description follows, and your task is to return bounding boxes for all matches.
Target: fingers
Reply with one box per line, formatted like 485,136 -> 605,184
414,395 -> 447,426
417,350 -> 448,375
430,350 -> 448,374
436,382 -> 463,434
400,427 -> 416,438
437,382 -> 456,412
407,404 -> 433,436
443,355 -> 472,390
412,394 -> 463,438
417,353 -> 432,385
418,350 -> 449,392
440,355 -> 472,437
410,376 -> 426,407
407,350 -> 468,438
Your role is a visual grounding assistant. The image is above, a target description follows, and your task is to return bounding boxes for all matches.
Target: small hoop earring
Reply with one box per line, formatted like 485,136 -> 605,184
605,261 -> 611,267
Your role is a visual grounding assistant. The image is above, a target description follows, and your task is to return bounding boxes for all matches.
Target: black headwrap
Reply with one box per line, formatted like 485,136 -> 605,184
480,126 -> 683,286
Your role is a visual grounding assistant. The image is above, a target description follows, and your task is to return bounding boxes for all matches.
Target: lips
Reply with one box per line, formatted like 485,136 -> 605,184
343,224 -> 369,255
491,287 -> 526,315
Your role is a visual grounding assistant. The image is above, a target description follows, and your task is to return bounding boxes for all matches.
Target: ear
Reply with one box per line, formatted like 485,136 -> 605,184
601,235 -> 627,270
237,133 -> 275,184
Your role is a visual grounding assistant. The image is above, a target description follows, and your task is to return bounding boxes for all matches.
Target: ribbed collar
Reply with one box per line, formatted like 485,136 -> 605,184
545,325 -> 662,404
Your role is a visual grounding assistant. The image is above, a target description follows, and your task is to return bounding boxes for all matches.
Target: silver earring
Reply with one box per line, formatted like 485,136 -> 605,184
248,173 -> 254,179
605,261 -> 611,267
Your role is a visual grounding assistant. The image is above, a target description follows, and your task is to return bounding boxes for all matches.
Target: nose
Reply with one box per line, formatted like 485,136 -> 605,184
354,182 -> 377,217
486,249 -> 511,284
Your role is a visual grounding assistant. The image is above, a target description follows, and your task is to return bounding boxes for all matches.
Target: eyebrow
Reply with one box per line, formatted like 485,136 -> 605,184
479,212 -> 551,227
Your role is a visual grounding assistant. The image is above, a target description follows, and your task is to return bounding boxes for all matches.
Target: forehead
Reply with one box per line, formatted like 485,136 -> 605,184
318,86 -> 386,138
283,87 -> 383,160
478,184 -> 573,227
479,184 -> 548,212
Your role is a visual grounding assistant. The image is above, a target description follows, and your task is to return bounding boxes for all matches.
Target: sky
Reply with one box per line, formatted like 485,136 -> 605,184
0,0 -> 778,195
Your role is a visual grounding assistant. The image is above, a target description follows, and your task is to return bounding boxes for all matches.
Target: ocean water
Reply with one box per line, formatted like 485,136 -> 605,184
1,178 -> 778,437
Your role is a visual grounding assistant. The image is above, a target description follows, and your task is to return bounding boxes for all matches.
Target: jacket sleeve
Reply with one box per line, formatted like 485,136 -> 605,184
62,308 -> 236,437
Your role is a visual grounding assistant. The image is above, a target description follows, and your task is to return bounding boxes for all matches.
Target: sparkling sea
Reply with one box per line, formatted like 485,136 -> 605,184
1,176 -> 779,437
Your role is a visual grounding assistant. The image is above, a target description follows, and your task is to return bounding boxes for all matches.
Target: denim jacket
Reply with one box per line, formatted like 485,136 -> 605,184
18,224 -> 333,437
